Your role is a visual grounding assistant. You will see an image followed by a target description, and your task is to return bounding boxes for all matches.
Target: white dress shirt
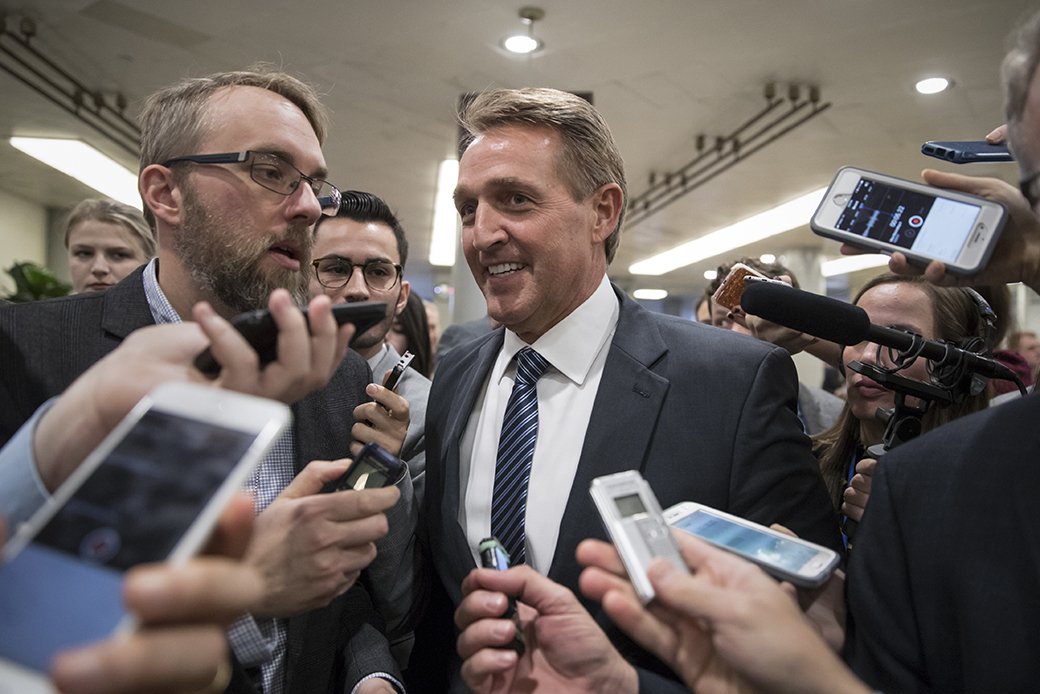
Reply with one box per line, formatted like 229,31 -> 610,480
460,275 -> 619,574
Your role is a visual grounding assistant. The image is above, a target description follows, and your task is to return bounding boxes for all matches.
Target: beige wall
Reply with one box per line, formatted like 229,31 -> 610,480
0,190 -> 47,296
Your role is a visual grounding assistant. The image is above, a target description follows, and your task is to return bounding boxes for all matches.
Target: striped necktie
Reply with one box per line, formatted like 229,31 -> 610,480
491,347 -> 550,566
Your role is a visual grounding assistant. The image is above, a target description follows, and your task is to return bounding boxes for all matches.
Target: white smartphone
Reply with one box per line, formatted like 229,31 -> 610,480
0,382 -> 290,687
589,471 -> 688,603
663,502 -> 839,588
811,166 -> 1008,275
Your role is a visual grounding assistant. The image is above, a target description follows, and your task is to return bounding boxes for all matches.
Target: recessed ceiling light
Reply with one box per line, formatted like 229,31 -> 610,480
916,77 -> 950,95
633,288 -> 668,300
504,35 -> 541,54
9,137 -> 140,208
759,254 -> 776,264
703,270 -> 718,280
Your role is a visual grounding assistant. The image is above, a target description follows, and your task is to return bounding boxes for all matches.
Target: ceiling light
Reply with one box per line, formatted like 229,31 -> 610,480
703,270 -> 718,280
820,254 -> 890,277
429,158 -> 459,266
633,288 -> 668,300
759,254 -> 776,264
10,137 -> 140,209
504,6 -> 545,54
916,77 -> 950,95
629,187 -> 827,276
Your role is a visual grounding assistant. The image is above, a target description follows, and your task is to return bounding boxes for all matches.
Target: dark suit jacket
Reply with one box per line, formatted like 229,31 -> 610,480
844,391 -> 1040,693
415,286 -> 842,691
0,267 -> 404,694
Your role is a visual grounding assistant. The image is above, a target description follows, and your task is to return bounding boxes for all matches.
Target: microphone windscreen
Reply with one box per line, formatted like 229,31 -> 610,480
741,281 -> 871,345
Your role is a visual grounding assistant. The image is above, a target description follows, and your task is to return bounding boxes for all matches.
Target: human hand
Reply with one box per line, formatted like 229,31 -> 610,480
577,534 -> 870,694
245,460 -> 399,617
839,170 -> 1040,293
356,677 -> 400,694
986,124 -> 1008,144
769,525 -> 845,652
49,493 -> 264,694
351,383 -> 411,458
455,565 -> 638,694
842,457 -> 876,523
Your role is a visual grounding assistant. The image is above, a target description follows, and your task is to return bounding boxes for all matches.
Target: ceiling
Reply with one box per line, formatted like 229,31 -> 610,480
0,0 -> 1033,305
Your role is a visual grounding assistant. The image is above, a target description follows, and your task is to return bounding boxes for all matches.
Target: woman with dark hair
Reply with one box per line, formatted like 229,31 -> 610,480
385,291 -> 433,378
814,273 -> 992,520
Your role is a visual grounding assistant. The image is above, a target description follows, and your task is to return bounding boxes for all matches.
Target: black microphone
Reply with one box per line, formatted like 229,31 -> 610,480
741,279 -> 1019,384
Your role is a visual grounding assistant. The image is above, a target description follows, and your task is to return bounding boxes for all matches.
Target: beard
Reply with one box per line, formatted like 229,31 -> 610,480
350,302 -> 397,353
175,184 -> 312,314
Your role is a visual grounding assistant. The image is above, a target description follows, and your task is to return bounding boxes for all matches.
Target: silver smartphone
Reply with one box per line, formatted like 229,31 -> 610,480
0,382 -> 290,686
811,166 -> 1008,274
589,471 -> 688,603
663,502 -> 839,588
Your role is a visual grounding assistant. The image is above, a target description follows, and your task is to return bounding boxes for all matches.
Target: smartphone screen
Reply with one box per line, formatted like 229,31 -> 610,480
0,409 -> 260,673
834,177 -> 980,264
671,509 -> 817,574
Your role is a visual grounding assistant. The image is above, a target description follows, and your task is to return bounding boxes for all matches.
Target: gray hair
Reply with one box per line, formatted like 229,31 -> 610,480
459,88 -> 627,264
64,198 -> 156,257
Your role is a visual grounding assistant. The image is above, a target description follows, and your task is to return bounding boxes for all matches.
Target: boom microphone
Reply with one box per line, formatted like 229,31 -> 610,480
741,279 -> 1019,384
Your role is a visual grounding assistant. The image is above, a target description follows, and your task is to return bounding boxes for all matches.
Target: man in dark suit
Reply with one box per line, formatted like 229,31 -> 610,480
413,88 -> 841,693
0,70 -> 412,694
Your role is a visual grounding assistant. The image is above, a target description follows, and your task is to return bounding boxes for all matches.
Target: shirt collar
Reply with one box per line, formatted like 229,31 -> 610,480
500,274 -> 618,386
366,343 -> 391,371
142,258 -> 181,325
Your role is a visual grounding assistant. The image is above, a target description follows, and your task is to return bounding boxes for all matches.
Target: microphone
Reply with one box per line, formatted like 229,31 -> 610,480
741,279 -> 1019,384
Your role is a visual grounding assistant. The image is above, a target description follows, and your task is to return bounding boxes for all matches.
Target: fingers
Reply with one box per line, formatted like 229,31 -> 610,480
276,459 -> 350,500
575,538 -> 627,578
987,124 -> 1008,144
201,492 -> 255,559
50,626 -> 229,694
454,587 -> 512,639
856,458 -> 877,477
351,386 -> 410,456
459,648 -> 517,693
192,302 -> 260,393
323,485 -> 400,523
123,556 -> 263,625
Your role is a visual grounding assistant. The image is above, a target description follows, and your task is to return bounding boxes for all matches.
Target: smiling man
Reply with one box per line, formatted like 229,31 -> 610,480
412,88 -> 841,693
0,70 -> 413,694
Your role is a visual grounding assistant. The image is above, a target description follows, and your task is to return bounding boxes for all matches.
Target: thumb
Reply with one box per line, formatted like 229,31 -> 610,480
277,459 -> 350,500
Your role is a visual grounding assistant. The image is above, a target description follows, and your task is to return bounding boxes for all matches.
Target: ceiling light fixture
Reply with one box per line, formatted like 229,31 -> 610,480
703,270 -> 718,280
759,253 -> 776,264
504,7 -> 544,54
9,137 -> 140,208
633,288 -> 668,300
629,187 -> 827,276
429,158 -> 460,266
916,77 -> 950,94
820,254 -> 890,277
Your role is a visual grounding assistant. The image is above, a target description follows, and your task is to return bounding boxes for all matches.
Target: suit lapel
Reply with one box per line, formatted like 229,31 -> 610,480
547,289 -> 670,585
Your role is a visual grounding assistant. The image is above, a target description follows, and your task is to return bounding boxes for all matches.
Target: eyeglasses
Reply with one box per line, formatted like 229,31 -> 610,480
312,255 -> 402,291
162,150 -> 342,216
1021,171 -> 1040,213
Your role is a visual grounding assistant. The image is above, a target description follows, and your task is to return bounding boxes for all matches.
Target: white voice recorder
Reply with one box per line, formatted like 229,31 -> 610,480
589,470 -> 689,602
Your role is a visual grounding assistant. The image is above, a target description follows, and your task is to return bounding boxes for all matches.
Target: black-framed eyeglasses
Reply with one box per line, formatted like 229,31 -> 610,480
162,150 -> 343,216
312,255 -> 402,291
1020,171 -> 1040,213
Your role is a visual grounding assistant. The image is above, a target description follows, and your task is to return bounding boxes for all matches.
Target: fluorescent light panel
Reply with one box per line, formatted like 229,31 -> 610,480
10,137 -> 140,209
429,159 -> 459,266
629,187 -> 827,276
633,288 -> 668,300
820,254 -> 890,277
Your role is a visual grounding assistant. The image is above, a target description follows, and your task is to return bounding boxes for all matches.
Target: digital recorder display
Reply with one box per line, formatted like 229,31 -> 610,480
834,177 -> 981,263
615,493 -> 647,518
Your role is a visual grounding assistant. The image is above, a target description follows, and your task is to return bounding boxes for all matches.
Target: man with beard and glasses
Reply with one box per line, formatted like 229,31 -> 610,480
0,70 -> 415,694
310,191 -> 432,506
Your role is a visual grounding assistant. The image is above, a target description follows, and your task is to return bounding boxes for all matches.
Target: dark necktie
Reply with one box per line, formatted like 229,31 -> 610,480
491,347 -> 550,566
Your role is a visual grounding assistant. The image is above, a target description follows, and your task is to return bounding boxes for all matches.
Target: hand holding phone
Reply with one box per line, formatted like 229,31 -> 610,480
477,537 -> 526,655
0,383 -> 290,680
334,442 -> 406,491
589,471 -> 688,603
922,141 -> 1014,164
382,351 -> 415,393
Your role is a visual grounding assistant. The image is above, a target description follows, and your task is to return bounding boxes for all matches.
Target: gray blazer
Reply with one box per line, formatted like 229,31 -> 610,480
0,267 -> 412,694
415,284 -> 842,691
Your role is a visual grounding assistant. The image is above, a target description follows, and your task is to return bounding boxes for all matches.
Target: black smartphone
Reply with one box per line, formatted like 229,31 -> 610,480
478,537 -> 526,656
921,141 -> 1014,164
194,301 -> 387,376
334,442 -> 406,491
382,351 -> 415,392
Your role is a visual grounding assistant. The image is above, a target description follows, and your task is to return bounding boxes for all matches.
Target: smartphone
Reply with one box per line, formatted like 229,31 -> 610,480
922,141 -> 1014,164
0,382 -> 290,684
477,537 -> 525,655
382,351 -> 415,392
711,263 -> 766,310
589,471 -> 688,603
811,166 -> 1008,275
334,442 -> 406,491
193,301 -> 388,376
663,502 -> 839,588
